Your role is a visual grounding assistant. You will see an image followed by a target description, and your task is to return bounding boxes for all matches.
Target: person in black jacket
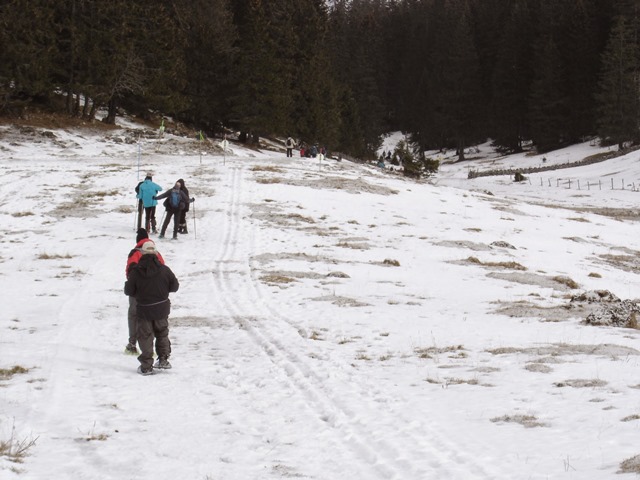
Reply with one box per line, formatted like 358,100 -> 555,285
177,178 -> 190,234
154,181 -> 191,240
124,241 -> 179,375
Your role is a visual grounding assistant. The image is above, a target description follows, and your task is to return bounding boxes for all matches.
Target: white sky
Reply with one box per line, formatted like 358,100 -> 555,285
1,122 -> 640,479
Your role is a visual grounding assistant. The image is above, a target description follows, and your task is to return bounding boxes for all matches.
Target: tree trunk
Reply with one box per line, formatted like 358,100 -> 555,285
104,98 -> 117,124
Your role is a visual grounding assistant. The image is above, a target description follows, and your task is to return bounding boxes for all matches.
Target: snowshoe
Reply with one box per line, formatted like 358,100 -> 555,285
137,366 -> 155,376
154,357 -> 172,369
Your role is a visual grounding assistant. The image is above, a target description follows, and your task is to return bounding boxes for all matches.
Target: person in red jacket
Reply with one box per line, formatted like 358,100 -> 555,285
124,228 -> 165,355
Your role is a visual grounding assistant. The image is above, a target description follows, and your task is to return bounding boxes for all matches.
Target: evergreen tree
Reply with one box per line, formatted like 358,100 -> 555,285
596,15 -> 640,149
172,0 -> 237,132
490,0 -> 535,152
529,1 -> 568,152
0,0 -> 57,108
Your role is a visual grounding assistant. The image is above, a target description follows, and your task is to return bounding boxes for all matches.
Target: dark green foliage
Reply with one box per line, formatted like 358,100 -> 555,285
394,140 -> 439,179
596,15 -> 640,149
0,0 -> 638,159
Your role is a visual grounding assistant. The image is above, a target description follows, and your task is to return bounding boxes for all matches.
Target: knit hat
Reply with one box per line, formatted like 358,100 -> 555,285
141,241 -> 157,255
136,228 -> 149,243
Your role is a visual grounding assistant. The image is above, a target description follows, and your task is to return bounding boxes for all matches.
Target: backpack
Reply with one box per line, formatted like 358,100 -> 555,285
169,190 -> 181,209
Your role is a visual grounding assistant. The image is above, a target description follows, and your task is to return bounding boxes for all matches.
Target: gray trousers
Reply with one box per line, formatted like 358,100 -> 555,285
137,316 -> 171,370
127,296 -> 137,345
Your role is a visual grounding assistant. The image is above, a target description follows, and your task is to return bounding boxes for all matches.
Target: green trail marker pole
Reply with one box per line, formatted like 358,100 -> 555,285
222,135 -> 229,166
198,131 -> 204,164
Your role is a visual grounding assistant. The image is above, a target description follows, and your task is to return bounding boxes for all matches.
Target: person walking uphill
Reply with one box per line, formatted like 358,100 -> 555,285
176,178 -> 191,234
124,228 -> 165,355
136,174 -> 162,233
124,241 -> 179,375
154,182 -> 192,240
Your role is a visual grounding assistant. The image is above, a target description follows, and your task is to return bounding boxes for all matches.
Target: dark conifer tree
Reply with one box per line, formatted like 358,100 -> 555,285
490,0 -> 535,152
596,15 -> 640,149
529,1 -> 569,152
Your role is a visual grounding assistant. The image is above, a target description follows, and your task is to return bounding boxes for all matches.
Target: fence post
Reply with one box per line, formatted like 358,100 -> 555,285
611,178 -> 614,190
599,180 -> 601,190
577,179 -> 580,190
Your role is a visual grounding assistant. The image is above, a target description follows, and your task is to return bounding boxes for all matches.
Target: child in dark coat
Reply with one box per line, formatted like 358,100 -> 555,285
124,242 -> 179,375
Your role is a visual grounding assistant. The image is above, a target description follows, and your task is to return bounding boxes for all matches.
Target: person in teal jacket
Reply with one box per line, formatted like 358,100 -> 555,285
137,174 -> 162,233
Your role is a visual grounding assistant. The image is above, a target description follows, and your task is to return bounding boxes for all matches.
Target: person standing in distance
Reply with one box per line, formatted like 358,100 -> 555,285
137,173 -> 162,233
285,136 -> 295,157
124,241 -> 179,375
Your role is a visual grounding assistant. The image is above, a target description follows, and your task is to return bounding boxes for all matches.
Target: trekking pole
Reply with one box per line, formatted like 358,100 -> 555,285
159,210 -> 166,232
133,200 -> 138,230
192,202 -> 197,239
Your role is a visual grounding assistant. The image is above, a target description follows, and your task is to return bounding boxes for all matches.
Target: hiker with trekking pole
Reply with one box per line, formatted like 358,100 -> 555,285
154,181 -> 194,240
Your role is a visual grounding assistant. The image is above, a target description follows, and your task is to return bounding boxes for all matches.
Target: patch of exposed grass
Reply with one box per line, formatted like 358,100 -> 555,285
0,423 -> 38,463
256,177 -> 283,184
619,455 -> 640,474
88,190 -> 119,199
289,213 -> 315,223
552,276 -> 579,289
11,211 -> 34,217
37,253 -> 72,260
77,423 -> 109,442
251,166 -> 283,173
621,414 -> 640,422
383,258 -> 400,266
466,256 -> 526,270
491,414 -> 547,428
588,272 -> 602,278
553,378 -> 607,388
0,366 -> 29,380
309,331 -> 323,341
260,274 -> 297,285
415,345 -> 465,359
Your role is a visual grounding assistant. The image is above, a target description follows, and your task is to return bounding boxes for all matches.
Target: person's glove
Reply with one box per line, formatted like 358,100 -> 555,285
190,197 -> 195,203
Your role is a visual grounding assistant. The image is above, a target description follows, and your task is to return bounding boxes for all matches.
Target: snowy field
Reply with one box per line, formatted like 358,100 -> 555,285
1,121 -> 640,479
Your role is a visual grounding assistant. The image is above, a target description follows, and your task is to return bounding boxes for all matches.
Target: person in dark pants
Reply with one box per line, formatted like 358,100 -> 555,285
285,136 -> 294,157
124,228 -> 165,355
177,178 -> 190,234
134,181 -> 144,231
155,182 -> 191,240
124,241 -> 179,375
137,174 -> 162,233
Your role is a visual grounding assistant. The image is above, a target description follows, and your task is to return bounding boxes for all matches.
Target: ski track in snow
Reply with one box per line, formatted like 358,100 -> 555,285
209,163 -> 497,479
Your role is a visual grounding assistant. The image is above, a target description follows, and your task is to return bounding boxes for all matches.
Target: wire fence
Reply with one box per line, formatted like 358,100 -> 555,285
524,176 -> 640,192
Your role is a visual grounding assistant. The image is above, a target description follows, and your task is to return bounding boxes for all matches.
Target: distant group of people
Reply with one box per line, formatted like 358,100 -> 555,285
379,150 -> 400,166
126,173 -> 196,375
136,174 -> 195,240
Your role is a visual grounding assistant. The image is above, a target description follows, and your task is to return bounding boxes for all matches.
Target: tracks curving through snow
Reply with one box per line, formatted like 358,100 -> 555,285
208,164 -> 497,479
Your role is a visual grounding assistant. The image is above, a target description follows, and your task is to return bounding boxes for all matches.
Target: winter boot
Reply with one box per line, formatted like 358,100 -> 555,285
137,365 -> 154,376
154,357 -> 172,369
